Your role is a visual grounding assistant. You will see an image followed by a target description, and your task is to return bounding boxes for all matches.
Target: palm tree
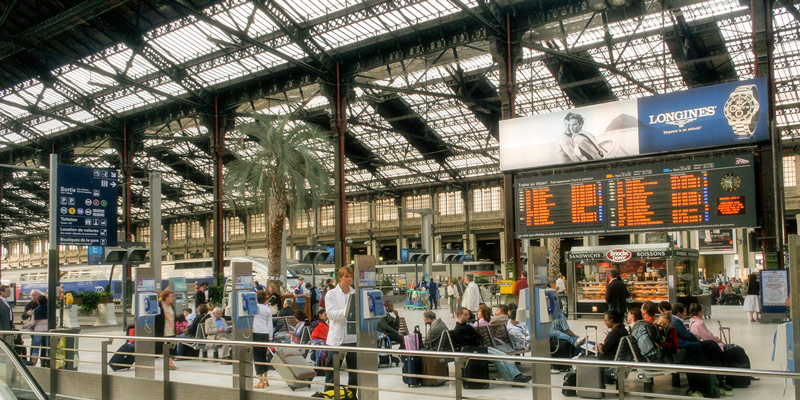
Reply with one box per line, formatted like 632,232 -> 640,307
226,115 -> 332,285
547,238 -> 561,284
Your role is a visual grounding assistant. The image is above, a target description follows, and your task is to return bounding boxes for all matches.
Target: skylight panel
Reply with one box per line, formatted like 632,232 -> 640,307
31,119 -> 72,134
717,16 -> 754,79
682,0 -> 746,22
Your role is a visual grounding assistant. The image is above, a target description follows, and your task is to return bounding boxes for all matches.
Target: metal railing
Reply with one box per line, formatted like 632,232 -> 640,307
4,329 -> 799,400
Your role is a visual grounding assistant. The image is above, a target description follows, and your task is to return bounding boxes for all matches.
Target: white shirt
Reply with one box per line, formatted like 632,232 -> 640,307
325,284 -> 356,346
461,281 -> 480,312
506,320 -> 530,350
447,285 -> 455,297
186,312 -> 196,325
253,303 -> 273,335
556,277 -> 566,293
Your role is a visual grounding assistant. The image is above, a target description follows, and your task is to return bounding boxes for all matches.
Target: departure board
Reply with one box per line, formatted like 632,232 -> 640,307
516,155 -> 757,238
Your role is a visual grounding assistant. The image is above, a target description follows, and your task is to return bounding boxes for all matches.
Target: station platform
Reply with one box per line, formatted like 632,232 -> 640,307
18,304 -> 792,400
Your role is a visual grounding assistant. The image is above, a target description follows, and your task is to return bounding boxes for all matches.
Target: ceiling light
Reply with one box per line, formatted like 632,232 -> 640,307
589,0 -> 608,11
607,0 -> 629,6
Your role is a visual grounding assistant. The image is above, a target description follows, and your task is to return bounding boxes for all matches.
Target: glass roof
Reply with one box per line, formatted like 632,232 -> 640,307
0,0 -> 797,234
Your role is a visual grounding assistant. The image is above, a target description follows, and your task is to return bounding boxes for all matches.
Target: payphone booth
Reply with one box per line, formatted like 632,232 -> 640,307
231,261 -> 257,389
167,277 -> 189,313
524,247 -> 553,400
351,255 -> 385,400
134,267 -> 159,379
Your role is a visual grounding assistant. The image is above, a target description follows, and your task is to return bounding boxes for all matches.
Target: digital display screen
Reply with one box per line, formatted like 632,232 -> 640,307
516,155 -> 757,238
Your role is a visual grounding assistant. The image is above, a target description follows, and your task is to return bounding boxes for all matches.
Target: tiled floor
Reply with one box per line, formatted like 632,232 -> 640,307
28,304 -> 797,399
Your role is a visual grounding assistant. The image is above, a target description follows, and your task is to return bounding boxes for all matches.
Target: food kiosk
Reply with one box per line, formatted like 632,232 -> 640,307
566,244 -> 707,318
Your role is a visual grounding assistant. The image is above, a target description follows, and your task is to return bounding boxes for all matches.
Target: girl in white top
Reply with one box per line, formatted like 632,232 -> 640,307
447,280 -> 457,318
252,290 -> 273,388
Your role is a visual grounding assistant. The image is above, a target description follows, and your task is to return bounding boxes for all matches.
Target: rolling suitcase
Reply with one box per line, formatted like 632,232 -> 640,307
402,355 -> 422,387
576,325 -> 604,399
461,346 -> 490,389
109,342 -> 135,371
421,356 -> 448,386
271,347 -> 316,391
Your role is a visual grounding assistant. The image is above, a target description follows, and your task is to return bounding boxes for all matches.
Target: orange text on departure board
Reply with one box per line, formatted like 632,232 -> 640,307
571,183 -> 602,223
717,196 -> 745,215
617,179 -> 663,226
526,188 -> 555,226
670,173 -> 708,223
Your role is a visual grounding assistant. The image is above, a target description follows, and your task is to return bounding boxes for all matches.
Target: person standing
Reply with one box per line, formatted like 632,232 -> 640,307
252,290 -> 273,389
744,273 -> 761,322
455,277 -> 466,313
324,266 -> 358,390
461,273 -> 480,315
555,274 -> 566,295
447,279 -> 457,318
194,282 -> 208,310
429,277 -> 439,309
605,270 -> 629,315
293,277 -> 308,315
22,290 -> 40,322
155,289 -> 179,370
512,270 -> 528,303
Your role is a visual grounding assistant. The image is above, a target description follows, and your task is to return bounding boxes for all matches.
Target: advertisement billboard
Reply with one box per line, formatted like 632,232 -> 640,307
500,78 -> 768,171
695,229 -> 737,254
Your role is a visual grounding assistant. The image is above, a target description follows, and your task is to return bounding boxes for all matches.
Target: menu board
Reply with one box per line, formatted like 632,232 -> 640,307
516,155 -> 757,238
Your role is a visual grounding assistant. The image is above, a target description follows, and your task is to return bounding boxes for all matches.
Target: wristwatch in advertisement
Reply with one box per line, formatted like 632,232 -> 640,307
723,84 -> 760,139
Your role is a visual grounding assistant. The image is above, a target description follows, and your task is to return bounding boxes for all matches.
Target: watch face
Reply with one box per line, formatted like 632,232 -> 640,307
724,93 -> 758,121
720,173 -> 741,192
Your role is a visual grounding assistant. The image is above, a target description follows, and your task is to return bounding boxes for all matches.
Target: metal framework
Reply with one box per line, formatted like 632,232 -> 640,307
0,0 -> 797,238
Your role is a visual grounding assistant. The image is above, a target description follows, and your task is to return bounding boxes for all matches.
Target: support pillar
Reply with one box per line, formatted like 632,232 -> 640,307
491,14 -> 523,277
207,97 -> 231,285
321,67 -> 353,270
753,0 -> 783,266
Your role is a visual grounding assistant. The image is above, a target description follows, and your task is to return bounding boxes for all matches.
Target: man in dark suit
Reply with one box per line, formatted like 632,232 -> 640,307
194,282 -> 208,310
377,301 -> 405,349
0,285 -> 13,341
423,310 -> 449,351
605,270 -> 629,315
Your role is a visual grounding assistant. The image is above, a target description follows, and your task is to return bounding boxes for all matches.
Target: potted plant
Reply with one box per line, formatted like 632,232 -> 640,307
76,291 -> 101,316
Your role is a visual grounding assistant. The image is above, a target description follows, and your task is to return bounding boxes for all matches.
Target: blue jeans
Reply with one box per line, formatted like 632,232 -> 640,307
551,330 -> 578,346
175,334 -> 190,357
486,347 -> 523,381
31,335 -> 48,358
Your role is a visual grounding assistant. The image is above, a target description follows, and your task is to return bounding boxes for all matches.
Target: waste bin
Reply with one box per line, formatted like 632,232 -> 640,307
49,328 -> 80,370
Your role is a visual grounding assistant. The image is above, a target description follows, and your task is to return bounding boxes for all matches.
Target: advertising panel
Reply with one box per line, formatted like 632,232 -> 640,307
695,229 -> 737,254
500,78 -> 768,171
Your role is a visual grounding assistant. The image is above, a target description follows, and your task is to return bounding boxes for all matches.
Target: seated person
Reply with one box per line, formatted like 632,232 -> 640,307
688,303 -> 724,350
472,304 -> 492,328
203,307 -> 233,362
452,307 -> 531,383
183,308 -> 195,325
277,299 -> 295,317
656,311 -> 679,356
292,310 -> 308,344
670,304 -> 701,350
423,310 -> 449,351
657,301 -> 672,315
550,307 -> 586,349
505,304 -> 529,351
627,308 -> 662,362
310,309 -> 329,342
640,301 -> 657,323
177,304 -> 210,357
490,304 -> 510,325
377,301 -> 405,349
598,309 -> 627,360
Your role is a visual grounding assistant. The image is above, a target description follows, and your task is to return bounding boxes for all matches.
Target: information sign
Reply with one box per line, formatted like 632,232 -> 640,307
88,246 -> 104,265
56,164 -> 118,246
516,155 -> 757,238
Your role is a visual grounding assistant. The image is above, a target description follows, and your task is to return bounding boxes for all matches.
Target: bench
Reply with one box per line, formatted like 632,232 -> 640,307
615,335 -> 665,393
398,316 -> 409,337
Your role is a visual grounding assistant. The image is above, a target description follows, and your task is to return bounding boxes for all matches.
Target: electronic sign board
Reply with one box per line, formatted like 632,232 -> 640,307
515,155 -> 757,238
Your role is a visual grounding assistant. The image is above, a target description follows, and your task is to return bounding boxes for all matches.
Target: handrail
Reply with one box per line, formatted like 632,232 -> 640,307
0,337 -> 48,399
6,329 -> 799,380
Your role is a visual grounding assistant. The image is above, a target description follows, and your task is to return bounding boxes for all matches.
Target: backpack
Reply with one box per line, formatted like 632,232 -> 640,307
311,388 -> 357,400
632,321 -> 663,362
292,322 -> 306,344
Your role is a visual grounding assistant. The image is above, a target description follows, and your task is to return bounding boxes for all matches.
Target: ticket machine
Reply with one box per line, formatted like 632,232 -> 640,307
167,277 -> 189,312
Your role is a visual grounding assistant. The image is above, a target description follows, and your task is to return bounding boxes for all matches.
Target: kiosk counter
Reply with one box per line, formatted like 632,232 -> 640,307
566,244 -> 706,318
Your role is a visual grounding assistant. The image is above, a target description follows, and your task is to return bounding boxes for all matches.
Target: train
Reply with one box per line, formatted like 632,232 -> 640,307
375,260 -> 497,287
3,257 -> 322,302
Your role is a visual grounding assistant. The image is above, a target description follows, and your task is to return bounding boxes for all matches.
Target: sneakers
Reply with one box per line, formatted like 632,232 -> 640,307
575,336 -> 587,347
513,374 -> 532,383
550,369 -> 561,374
689,391 -> 704,397
718,389 -> 734,397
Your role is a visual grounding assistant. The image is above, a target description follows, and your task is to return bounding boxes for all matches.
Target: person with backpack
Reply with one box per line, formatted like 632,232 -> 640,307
627,308 -> 663,363
310,309 -> 329,342
306,282 -> 320,317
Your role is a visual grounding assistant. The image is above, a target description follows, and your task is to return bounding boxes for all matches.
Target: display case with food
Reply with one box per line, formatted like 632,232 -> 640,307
566,244 -> 702,318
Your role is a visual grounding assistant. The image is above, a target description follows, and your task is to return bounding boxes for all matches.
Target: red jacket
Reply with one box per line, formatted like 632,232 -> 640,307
662,326 -> 679,354
513,278 -> 528,302
311,320 -> 329,342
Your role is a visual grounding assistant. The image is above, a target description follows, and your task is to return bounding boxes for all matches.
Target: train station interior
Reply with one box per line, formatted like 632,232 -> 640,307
0,0 -> 798,399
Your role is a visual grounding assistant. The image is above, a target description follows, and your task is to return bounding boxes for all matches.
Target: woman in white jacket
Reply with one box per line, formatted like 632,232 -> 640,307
324,266 -> 357,388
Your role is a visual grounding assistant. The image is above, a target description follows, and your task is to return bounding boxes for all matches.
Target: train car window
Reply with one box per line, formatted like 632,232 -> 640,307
19,274 -> 27,282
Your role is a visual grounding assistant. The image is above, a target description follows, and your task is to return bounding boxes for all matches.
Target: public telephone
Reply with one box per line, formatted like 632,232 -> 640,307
233,273 -> 258,332
136,292 -> 159,328
532,287 -> 559,340
237,292 -> 258,317
361,289 -> 386,319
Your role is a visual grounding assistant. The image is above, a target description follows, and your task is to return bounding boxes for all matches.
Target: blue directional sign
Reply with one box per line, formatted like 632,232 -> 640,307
56,164 -> 118,246
88,246 -> 104,265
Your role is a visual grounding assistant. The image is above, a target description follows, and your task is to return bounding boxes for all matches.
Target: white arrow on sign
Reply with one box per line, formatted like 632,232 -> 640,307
110,181 -> 117,188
